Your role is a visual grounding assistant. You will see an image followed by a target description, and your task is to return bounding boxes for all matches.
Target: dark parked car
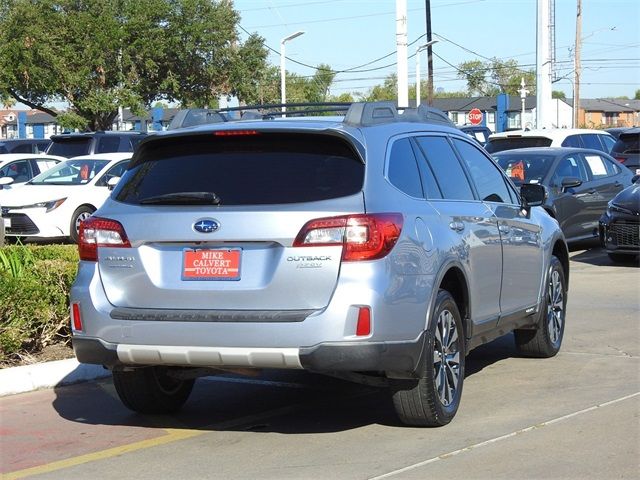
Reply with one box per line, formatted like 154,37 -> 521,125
610,128 -> 640,175
605,127 -> 631,141
0,138 -> 51,154
459,125 -> 492,146
494,147 -> 633,243
599,178 -> 640,263
46,131 -> 147,158
167,109 -> 229,130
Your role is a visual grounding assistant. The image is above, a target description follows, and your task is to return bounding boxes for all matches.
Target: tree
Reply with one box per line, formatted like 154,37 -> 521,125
457,58 -> 536,96
552,90 -> 566,100
635,89 -> 640,100
0,0 -> 270,130
362,74 -> 397,102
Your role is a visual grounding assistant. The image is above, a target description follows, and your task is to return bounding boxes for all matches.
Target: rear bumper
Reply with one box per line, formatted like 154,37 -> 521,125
72,335 -> 426,377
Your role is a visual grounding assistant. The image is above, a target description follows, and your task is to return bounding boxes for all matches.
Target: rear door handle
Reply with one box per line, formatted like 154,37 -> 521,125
449,221 -> 464,232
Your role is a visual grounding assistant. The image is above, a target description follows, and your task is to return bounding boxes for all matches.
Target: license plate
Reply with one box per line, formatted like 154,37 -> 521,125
182,248 -> 241,281
2,217 -> 10,229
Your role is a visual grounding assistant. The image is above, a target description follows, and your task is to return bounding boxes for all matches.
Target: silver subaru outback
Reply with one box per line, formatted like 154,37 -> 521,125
71,102 -> 569,427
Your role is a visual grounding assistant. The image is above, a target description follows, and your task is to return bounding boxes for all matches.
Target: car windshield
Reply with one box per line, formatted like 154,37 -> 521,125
494,153 -> 556,185
29,159 -> 110,185
485,137 -> 553,153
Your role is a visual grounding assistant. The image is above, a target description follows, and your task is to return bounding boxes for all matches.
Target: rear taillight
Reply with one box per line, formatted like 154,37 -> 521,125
78,217 -> 131,262
293,213 -> 403,261
614,157 -> 626,163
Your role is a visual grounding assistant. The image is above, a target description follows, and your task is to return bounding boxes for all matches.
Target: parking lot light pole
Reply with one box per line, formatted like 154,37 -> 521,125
415,40 -> 438,106
280,31 -> 305,117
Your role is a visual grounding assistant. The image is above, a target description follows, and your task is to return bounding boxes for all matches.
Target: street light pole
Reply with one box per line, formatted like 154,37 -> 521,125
280,30 -> 305,117
416,40 -> 438,106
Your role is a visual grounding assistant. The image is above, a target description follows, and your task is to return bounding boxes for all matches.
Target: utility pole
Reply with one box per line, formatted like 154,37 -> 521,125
536,0 -> 553,129
396,0 -> 408,108
574,0 -> 582,128
425,0 -> 434,106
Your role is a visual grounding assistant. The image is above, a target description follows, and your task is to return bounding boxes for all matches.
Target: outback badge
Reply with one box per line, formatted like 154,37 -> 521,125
193,219 -> 220,233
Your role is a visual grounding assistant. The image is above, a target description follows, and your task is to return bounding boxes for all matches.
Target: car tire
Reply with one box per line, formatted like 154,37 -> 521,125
514,255 -> 566,358
69,205 -> 95,243
112,367 -> 195,414
390,289 -> 465,427
607,252 -> 638,263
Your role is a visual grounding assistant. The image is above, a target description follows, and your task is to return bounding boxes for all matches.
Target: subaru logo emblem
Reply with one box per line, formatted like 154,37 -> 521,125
193,219 -> 220,233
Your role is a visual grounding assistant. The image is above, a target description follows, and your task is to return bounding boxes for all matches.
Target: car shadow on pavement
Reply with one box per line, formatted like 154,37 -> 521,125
51,337 -> 521,433
570,246 -> 639,267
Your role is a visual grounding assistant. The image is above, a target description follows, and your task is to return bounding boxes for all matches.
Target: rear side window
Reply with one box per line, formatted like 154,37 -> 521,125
387,138 -> 423,198
484,137 -> 553,153
583,154 -> 615,179
561,135 -> 582,148
47,138 -> 92,157
115,133 -> 364,206
600,134 -> 615,153
581,134 -> 605,152
414,136 -> 475,201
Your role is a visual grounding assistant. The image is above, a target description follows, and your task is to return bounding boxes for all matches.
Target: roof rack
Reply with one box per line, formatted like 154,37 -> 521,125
343,101 -> 455,127
168,102 -> 455,130
217,102 -> 351,120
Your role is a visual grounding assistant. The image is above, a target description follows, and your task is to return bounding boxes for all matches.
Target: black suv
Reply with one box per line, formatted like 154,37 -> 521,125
46,131 -> 147,158
611,128 -> 640,175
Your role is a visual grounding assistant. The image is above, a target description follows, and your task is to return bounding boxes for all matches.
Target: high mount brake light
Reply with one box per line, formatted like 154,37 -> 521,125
293,213 -> 403,261
78,217 -> 131,262
213,130 -> 259,136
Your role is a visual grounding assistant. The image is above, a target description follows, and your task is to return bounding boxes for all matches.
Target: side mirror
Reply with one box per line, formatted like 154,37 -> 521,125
107,177 -> 121,191
0,177 -> 15,186
520,183 -> 546,208
561,177 -> 582,190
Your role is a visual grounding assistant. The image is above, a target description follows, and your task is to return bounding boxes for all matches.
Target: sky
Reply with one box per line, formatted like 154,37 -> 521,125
234,0 -> 640,100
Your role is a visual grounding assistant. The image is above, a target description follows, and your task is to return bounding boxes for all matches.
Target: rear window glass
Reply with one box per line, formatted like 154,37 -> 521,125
613,132 -> 640,154
484,137 -> 552,153
114,133 -> 364,206
47,138 -> 92,157
97,136 -> 122,153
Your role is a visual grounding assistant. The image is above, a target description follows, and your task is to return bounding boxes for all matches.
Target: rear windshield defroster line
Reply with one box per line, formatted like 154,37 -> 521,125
114,133 -> 365,206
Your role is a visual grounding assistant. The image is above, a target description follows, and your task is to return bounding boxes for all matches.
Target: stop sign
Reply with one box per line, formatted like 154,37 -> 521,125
468,108 -> 483,125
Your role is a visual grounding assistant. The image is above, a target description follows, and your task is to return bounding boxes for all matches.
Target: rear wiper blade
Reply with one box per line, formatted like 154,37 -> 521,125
139,192 -> 222,205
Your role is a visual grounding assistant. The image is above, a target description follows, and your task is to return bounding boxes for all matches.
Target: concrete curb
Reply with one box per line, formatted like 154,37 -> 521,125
0,358 -> 110,397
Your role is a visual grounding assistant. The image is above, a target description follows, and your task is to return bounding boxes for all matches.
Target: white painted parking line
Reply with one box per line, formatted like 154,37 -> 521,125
368,391 -> 640,480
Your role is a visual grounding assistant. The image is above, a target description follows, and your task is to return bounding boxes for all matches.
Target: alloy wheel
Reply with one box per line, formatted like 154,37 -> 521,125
433,309 -> 461,407
546,269 -> 564,346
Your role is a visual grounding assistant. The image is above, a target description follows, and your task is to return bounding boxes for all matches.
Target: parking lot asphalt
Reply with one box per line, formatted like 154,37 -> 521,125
0,247 -> 638,480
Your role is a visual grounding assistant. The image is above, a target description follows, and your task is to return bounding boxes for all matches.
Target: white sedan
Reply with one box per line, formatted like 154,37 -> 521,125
0,153 -> 130,242
0,153 -> 65,189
